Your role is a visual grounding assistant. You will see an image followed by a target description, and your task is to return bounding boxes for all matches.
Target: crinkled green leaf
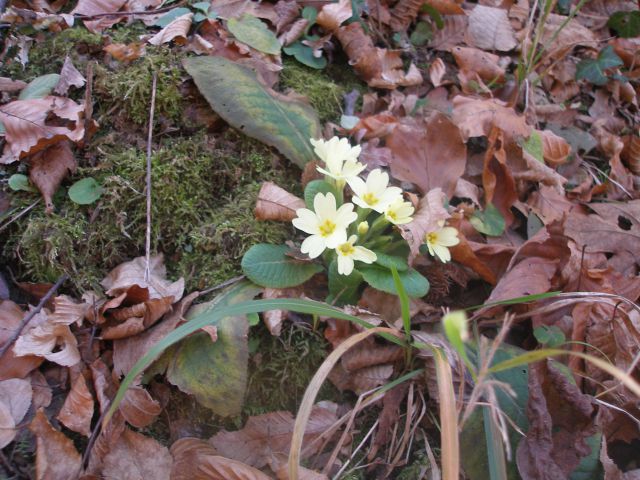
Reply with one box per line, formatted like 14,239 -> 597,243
227,14 -> 281,55
359,264 -> 429,298
241,244 -> 323,288
183,56 -> 321,167
18,74 -> 60,100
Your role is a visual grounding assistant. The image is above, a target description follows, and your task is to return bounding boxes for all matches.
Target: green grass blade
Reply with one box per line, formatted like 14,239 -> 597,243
482,406 -> 508,480
466,291 -> 561,311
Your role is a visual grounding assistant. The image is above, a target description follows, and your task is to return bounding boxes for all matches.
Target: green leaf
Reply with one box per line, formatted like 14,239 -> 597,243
8,174 -> 36,192
527,211 -> 544,239
359,264 -> 429,298
165,281 -> 261,415
18,74 -> 60,100
304,180 -> 336,209
470,203 -> 505,236
608,10 -> 640,38
575,46 -> 623,86
283,42 -> 327,69
302,6 -> 317,24
410,21 -> 432,46
328,260 -> 363,306
420,3 -> 444,28
373,252 -> 408,271
154,7 -> 192,27
523,131 -> 544,162
241,244 -> 323,288
183,56 -> 321,168
391,267 -> 411,338
68,177 -> 103,205
227,14 -> 281,55
191,1 -> 210,13
533,325 -> 566,347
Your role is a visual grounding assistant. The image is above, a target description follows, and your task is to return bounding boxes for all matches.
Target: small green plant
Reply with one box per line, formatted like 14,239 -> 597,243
283,7 -> 328,69
575,45 -> 625,86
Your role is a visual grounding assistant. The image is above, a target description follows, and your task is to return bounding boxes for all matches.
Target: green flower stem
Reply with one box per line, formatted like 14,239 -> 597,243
322,248 -> 336,266
363,214 -> 389,242
333,179 -> 345,205
363,235 -> 393,250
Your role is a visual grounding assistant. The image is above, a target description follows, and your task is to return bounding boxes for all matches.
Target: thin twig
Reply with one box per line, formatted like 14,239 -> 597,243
0,274 -> 68,358
144,72 -> 157,284
0,199 -> 40,234
199,275 -> 246,296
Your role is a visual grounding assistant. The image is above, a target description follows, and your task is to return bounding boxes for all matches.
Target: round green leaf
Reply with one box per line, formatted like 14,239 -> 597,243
241,244 -> 323,288
8,174 -> 36,192
283,42 -> 327,69
304,180 -> 336,209
68,177 -> 103,205
18,74 -> 60,100
227,14 -> 281,55
360,265 -> 429,298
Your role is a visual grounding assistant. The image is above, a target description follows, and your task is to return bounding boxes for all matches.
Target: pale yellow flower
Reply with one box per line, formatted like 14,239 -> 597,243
311,137 -> 365,186
348,169 -> 403,213
384,200 -> 414,225
335,235 -> 377,275
425,227 -> 460,263
292,192 -> 357,258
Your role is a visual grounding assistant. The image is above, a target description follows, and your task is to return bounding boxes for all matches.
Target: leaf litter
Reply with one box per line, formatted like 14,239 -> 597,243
1,0 -> 640,477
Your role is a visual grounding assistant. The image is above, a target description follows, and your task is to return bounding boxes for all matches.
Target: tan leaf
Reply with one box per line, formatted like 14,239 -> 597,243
54,56 -> 86,95
621,134 -> 640,175
71,0 -> 128,32
148,13 -> 193,46
0,77 -> 27,92
101,428 -> 172,480
539,129 -> 571,166
262,287 -> 305,336
49,295 -> 89,326
103,42 -> 146,62
29,140 -> 77,213
101,254 -> 184,301
14,319 -> 81,367
0,300 -> 43,380
399,188 -> 449,263
255,182 -> 305,222
540,13 -> 597,60
209,404 -> 338,469
429,58 -> 446,87
387,114 -> 466,196
57,374 -> 94,437
278,18 -> 308,46
390,0 -> 426,31
452,96 -> 532,143
120,384 -> 161,428
30,409 -> 83,480
0,96 -> 86,164
329,362 -> 394,393
451,46 -> 506,84
341,344 -> 403,371
0,378 -> 32,448
424,0 -> 464,15
518,149 -> 567,192
316,0 -> 352,32
431,15 -> 467,51
101,296 -> 174,340
275,0 -> 300,33
30,370 -> 52,409
466,5 -> 517,51
86,411 -> 126,475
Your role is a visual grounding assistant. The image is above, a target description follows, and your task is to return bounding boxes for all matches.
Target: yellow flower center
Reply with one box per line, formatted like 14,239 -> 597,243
338,242 -> 355,256
362,192 -> 378,206
319,219 -> 337,237
387,210 -> 397,221
426,232 -> 438,245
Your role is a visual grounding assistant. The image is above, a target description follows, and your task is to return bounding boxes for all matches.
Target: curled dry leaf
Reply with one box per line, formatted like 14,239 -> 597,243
329,362 -> 394,393
255,181 -> 305,222
120,384 -> 161,428
101,428 -> 172,480
452,47 -> 506,84
101,295 -> 174,340
399,188 -> 449,263
466,5 -> 517,51
316,0 -> 352,32
0,378 -> 32,448
71,0 -> 128,32
341,344 -> 404,371
54,56 -> 86,95
57,374 -> 94,437
0,96 -> 86,164
0,300 -> 43,380
148,13 -> 193,46
30,409 -> 82,480
429,57 -> 446,87
390,0 -> 427,31
262,286 -> 306,336
278,18 -> 308,46
14,316 -> 80,367
49,295 -> 89,326
103,42 -> 146,62
431,15 -> 467,51
539,129 -> 571,166
29,140 -> 77,213
622,134 -> 640,175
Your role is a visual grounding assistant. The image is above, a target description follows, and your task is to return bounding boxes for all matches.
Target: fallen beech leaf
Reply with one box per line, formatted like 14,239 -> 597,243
539,129 -> 571,166
120,384 -> 161,428
262,286 -> 306,336
429,57 -> 446,87
255,181 -> 305,222
148,12 -> 193,46
486,257 -> 558,304
101,296 -> 174,340
49,295 -> 89,326
0,77 -> 27,92
0,96 -> 86,163
171,438 -> 272,480
452,96 -> 532,143
209,404 -> 338,468
101,255 -> 184,301
103,42 -> 146,62
0,378 -> 32,448
14,314 -> 81,367
275,0 -> 300,34
86,411 -> 126,475
210,0 -> 278,24
390,0 -> 427,31
540,13 -> 597,60
386,114 -> 466,196
29,140 -> 77,213
0,300 -> 43,380
431,15 -> 467,51
71,0 -> 128,32
622,134 -> 640,175
341,344 -> 404,371
57,374 -> 94,437
316,0 -> 352,32
54,56 -> 85,95
30,409 -> 83,480
399,188 -> 449,263
278,18 -> 308,46
466,5 -> 517,51
452,47 -> 506,84
101,428 -> 172,480
329,362 -> 394,393
30,370 -> 52,409
424,0 -> 464,15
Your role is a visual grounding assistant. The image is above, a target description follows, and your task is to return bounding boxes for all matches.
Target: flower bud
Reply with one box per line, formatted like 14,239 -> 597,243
357,221 -> 369,235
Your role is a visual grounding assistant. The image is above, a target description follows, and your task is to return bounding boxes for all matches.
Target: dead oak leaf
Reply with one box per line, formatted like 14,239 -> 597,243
101,428 -> 172,480
255,181 -> 305,222
57,374 -> 94,437
30,409 -> 83,480
399,188 -> 449,263
29,140 -> 77,213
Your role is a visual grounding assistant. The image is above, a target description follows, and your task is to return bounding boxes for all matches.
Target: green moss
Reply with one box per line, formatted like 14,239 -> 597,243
279,59 -> 365,123
2,132 -> 298,293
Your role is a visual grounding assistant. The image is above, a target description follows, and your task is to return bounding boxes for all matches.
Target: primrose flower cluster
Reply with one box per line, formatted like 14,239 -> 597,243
292,137 -> 459,275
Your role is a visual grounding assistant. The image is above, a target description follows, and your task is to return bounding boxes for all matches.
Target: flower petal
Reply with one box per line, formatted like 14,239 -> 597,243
433,244 -> 451,263
314,192 -> 336,219
337,255 -> 354,275
292,209 -> 319,234
353,246 -> 377,264
301,235 -> 326,258
325,228 -> 348,248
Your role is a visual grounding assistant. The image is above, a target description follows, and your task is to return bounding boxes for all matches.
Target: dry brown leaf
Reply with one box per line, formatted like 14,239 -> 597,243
399,188 -> 449,263
451,46 -> 506,84
54,56 -> 86,95
0,300 -> 43,380
275,464 -> 328,480
452,96 -> 532,143
431,15 -> 467,51
120,384 -> 161,428
29,140 -> 77,213
466,5 -> 517,51
275,0 -> 300,33
30,409 -> 83,480
210,0 -> 278,23
424,0 -> 464,15
390,0 -> 425,31
278,18 -> 308,46
527,184 -> 575,224
429,57 -> 446,87
255,182 -> 305,222
539,13 -> 598,60
86,411 -> 126,475
0,77 -> 27,92
329,362 -> 394,393
262,287 -> 305,336
101,428 -> 172,479
103,42 -> 146,62
71,0 -> 128,32
316,0 -> 352,32
57,374 -> 94,437
14,315 -> 80,367
0,96 -> 86,164
101,254 -> 184,301
49,295 -> 89,326
518,149 -> 567,192
386,114 -> 466,196
621,134 -> 640,175
341,344 -> 403,371
539,129 -> 571,166
30,370 -> 52,409
148,12 -> 193,46
101,295 -> 174,340
450,233 -> 498,284
0,378 -> 32,448
209,404 -> 338,469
